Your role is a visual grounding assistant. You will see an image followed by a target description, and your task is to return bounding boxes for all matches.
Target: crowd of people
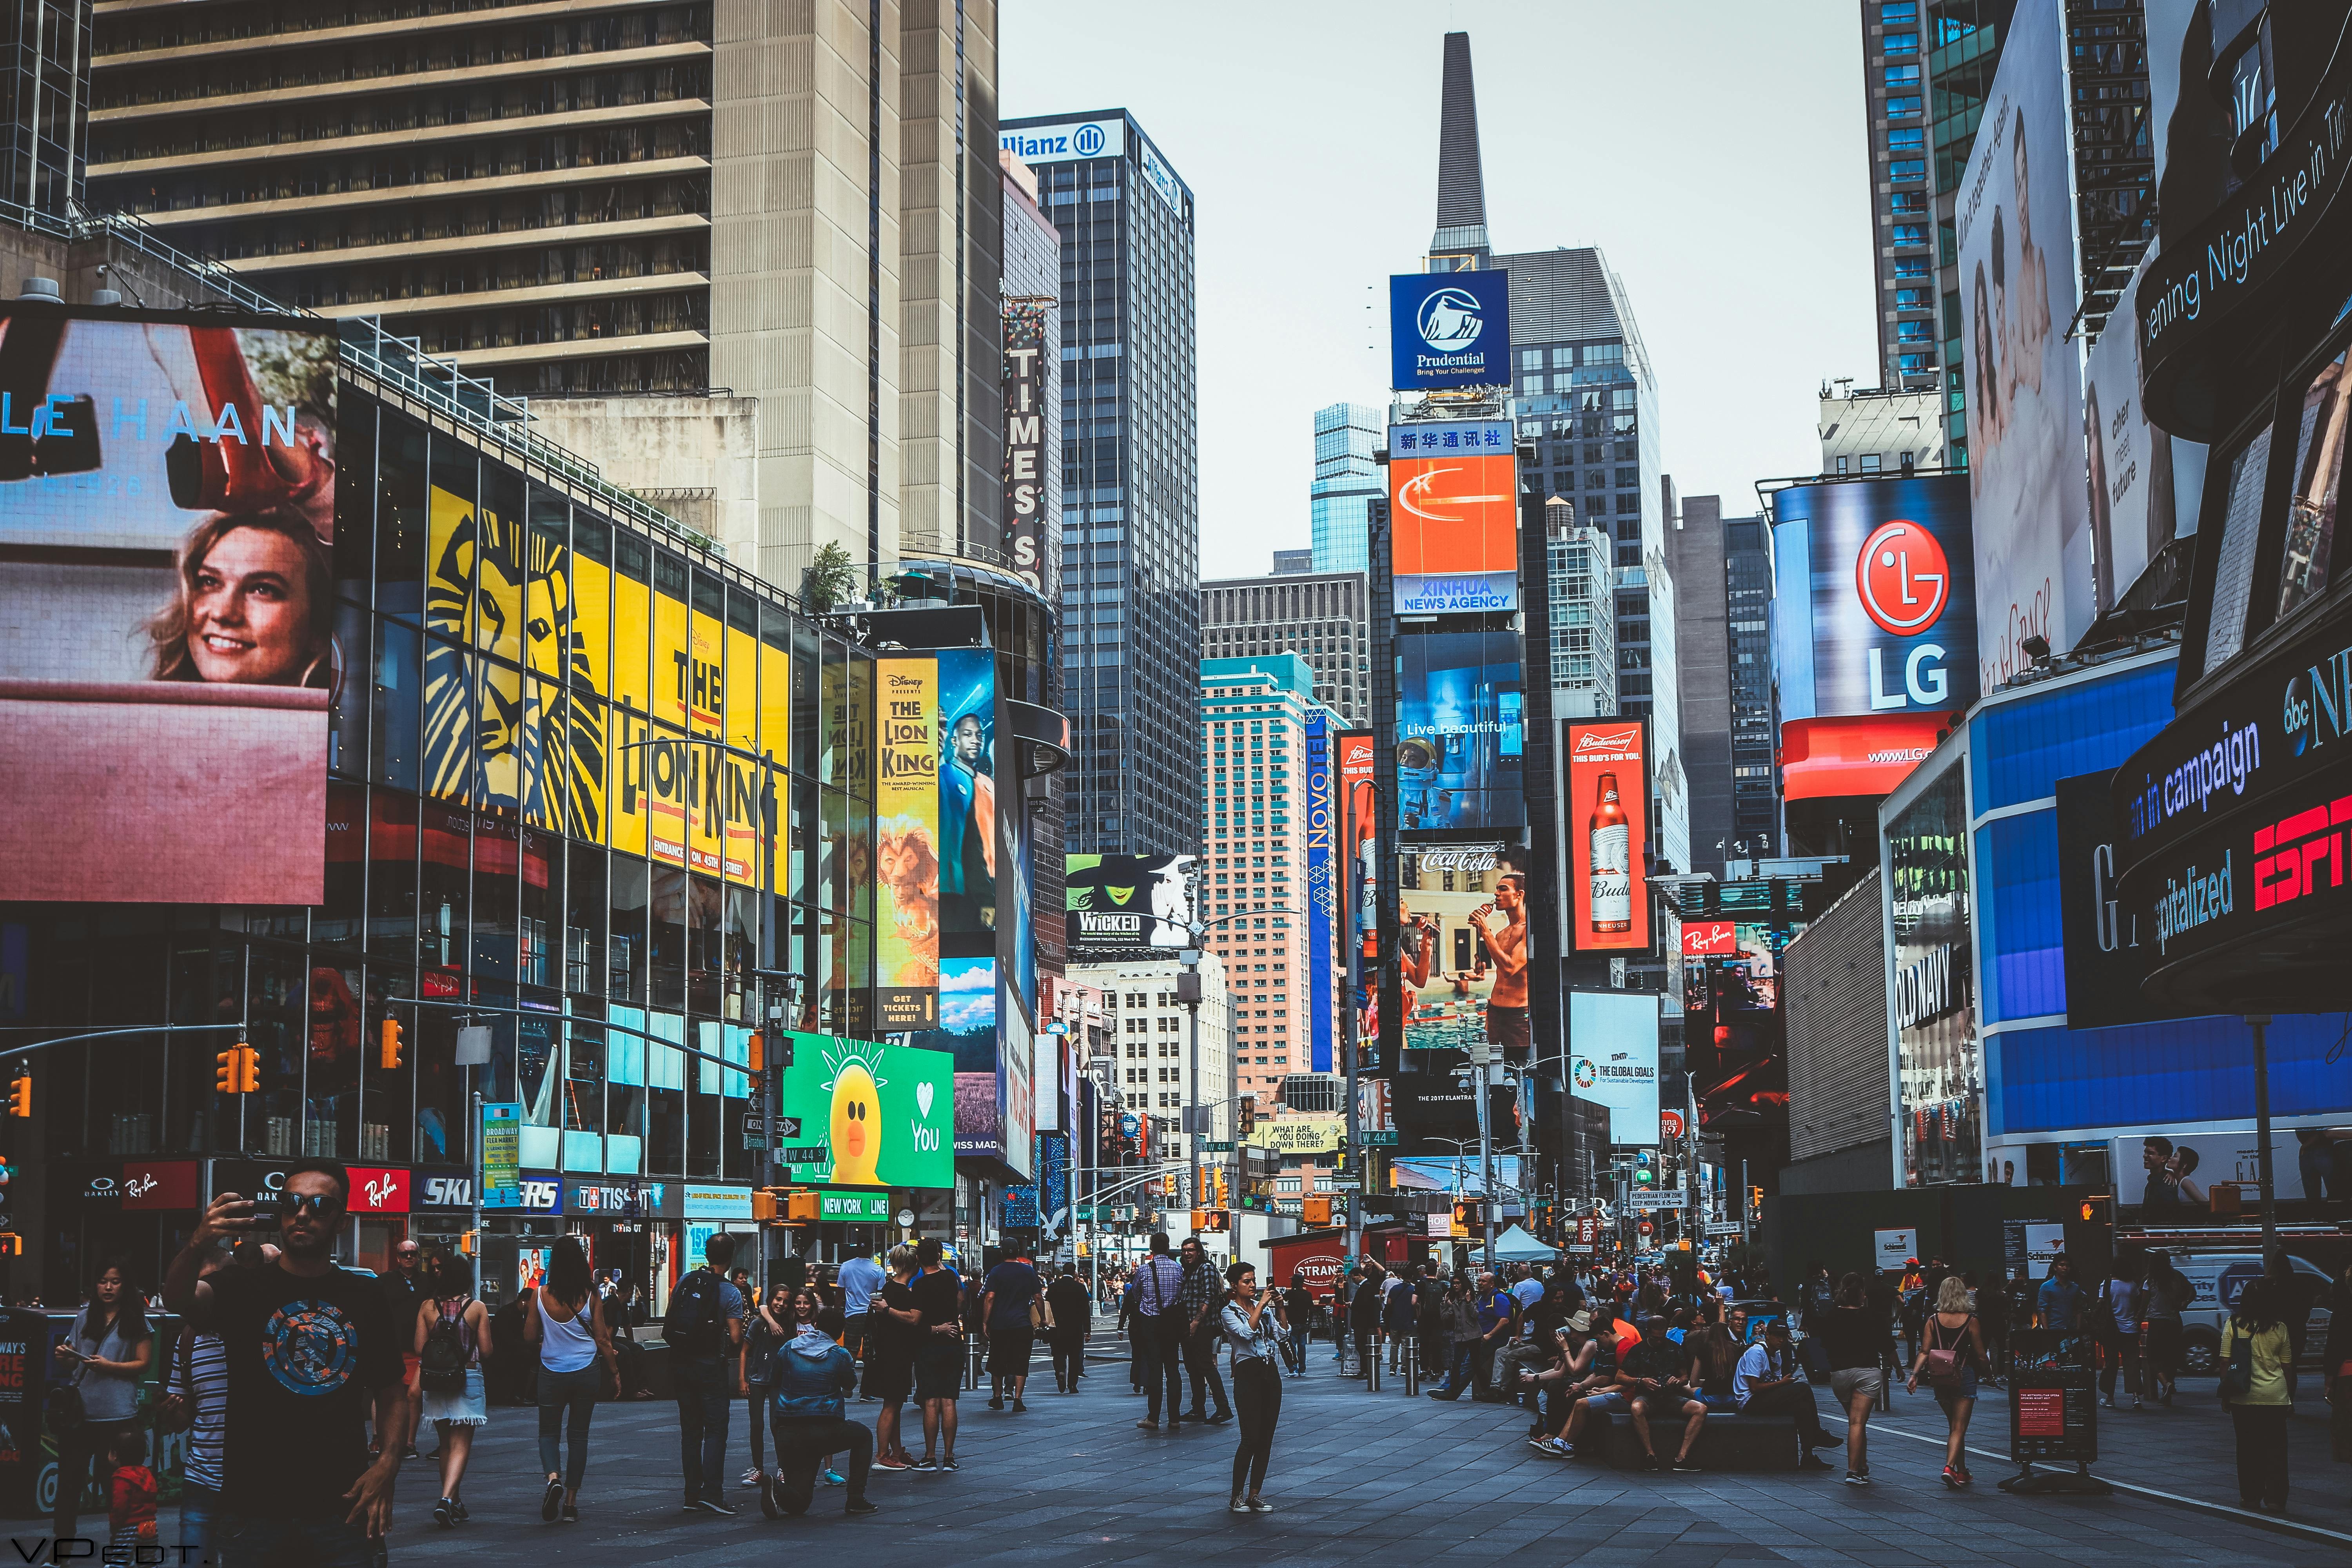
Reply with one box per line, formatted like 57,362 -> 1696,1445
37,1170 -> 2350,1559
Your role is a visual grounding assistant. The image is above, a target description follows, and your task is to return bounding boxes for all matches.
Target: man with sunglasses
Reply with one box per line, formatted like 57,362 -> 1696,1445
380,1240 -> 426,1459
164,1161 -> 408,1568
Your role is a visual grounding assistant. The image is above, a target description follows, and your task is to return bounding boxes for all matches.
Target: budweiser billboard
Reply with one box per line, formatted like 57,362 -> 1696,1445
1563,719 -> 1652,955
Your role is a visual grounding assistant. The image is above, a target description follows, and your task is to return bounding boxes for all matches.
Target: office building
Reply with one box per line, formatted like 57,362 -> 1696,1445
1071,955 -> 1229,1163
1200,569 -> 1369,726
1670,495 -> 1780,880
0,0 -> 85,218
1272,549 -> 1313,575
1001,108 -> 1199,858
1309,401 -> 1382,573
1858,0 -> 2014,460
88,4 -> 1007,590
1818,380 -> 1947,474
1544,496 -> 1617,720
1199,657 -> 1343,1110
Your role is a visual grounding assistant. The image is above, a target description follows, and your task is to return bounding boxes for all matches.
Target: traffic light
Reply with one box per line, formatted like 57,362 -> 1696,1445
1213,1168 -> 1228,1208
1451,1199 -> 1480,1238
0,1233 -> 22,1256
1191,1208 -> 1209,1232
1635,1150 -> 1655,1186
752,1190 -> 779,1222
215,1049 -> 238,1094
1238,1095 -> 1255,1138
746,1032 -> 764,1073
379,1018 -> 404,1071
1748,1184 -> 1764,1223
1163,1170 -> 1177,1199
786,1190 -> 821,1223
236,1045 -> 258,1094
6,1071 -> 28,1120
2078,1196 -> 2113,1227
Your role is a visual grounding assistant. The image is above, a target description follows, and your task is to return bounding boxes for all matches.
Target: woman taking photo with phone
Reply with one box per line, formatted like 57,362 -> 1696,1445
739,1283 -> 793,1494
1905,1274 -> 1989,1489
521,1237 -> 616,1524
52,1260 -> 154,1547
1219,1261 -> 1287,1515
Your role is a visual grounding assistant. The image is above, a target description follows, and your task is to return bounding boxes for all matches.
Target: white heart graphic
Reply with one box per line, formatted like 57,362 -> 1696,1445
915,1082 -> 935,1118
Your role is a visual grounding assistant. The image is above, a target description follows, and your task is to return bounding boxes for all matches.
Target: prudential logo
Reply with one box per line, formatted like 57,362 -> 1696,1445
1416,287 -> 1485,352
1072,123 -> 1106,156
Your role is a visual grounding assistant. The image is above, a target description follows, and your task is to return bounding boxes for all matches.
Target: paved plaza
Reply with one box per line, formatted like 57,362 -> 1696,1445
125,1354 -> 2337,1568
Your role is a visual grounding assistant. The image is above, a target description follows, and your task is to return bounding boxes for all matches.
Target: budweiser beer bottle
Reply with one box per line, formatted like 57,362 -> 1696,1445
1589,770 -> 1632,932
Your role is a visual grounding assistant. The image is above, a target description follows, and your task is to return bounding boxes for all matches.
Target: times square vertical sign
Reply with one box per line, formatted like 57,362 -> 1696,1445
1002,299 -> 1049,593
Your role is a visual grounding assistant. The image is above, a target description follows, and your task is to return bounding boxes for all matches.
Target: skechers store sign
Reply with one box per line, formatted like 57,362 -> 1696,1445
2112,630 -> 2352,1005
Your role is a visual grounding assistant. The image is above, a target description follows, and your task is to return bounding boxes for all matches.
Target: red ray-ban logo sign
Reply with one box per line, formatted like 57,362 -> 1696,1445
1856,519 -> 1950,635
1681,921 -> 1738,956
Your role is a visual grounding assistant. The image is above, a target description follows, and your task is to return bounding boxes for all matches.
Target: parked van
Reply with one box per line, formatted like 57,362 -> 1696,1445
2160,1252 -> 2333,1374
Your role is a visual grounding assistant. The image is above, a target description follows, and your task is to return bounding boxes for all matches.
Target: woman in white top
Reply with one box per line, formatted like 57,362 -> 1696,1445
521,1237 -> 617,1524
1218,1261 -> 1288,1516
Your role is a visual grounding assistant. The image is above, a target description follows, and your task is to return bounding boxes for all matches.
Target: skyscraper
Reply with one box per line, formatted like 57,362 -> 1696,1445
1858,0 -> 2015,463
1544,497 -> 1617,720
0,1 -> 84,218
1000,108 -> 1199,858
1309,402 -> 1382,573
1670,494 -> 1780,880
1200,570 -> 1369,726
88,4 -> 1007,590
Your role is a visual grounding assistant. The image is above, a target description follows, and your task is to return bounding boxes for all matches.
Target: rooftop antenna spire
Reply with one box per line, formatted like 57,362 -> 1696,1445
1429,32 -> 1491,269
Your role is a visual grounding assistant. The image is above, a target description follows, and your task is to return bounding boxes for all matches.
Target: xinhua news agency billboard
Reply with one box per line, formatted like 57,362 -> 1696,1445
0,307 -> 336,904
1387,419 -> 1519,613
1389,269 -> 1509,392
1771,475 -> 1977,802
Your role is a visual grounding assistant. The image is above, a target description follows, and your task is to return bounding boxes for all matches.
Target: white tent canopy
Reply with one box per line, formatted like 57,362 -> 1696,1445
1486,1224 -> 1557,1263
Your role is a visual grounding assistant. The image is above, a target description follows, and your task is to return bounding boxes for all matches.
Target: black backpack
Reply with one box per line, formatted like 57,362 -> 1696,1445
664,1269 -> 725,1357
419,1300 -> 470,1393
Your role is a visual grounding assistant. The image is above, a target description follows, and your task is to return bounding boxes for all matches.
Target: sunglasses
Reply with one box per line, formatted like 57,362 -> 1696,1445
281,1193 -> 347,1219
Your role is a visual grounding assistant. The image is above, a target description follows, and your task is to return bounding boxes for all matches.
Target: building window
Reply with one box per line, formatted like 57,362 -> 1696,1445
1887,95 -> 1923,117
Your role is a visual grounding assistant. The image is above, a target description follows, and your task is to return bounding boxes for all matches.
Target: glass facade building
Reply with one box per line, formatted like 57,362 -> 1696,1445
1309,401 -> 1380,574
2,381 -> 882,1299
0,0 -> 85,218
1000,109 -> 1199,859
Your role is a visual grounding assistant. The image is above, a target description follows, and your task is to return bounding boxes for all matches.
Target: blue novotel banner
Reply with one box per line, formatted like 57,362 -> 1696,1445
1389,270 -> 1510,392
1305,712 -> 1336,1074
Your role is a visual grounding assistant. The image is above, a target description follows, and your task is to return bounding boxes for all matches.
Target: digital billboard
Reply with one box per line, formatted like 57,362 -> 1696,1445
1566,988 -> 1662,1145
1956,0 -> 2090,689
2082,256 -> 2201,616
1339,730 -> 1378,1052
1563,719 -> 1651,954
0,309 -> 336,904
1396,630 -> 1524,831
1387,421 -> 1518,592
1396,842 -> 1531,1062
1065,853 -> 1194,952
1303,713 -> 1337,1074
1388,269 -> 1510,391
934,647 -> 999,942
773,1032 -> 954,1190
875,658 -> 941,1030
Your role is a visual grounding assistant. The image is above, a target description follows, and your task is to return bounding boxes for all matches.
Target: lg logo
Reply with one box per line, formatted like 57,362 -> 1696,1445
1857,519 -> 1953,710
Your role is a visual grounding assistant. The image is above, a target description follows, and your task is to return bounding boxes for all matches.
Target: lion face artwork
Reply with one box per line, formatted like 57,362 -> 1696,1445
876,816 -> 940,987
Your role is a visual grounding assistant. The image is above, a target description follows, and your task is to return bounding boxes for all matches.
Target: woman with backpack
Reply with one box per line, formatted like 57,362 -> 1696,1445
414,1246 -> 492,1528
51,1259 -> 154,1548
521,1237 -> 616,1524
1904,1274 -> 1989,1489
2221,1275 -> 2294,1515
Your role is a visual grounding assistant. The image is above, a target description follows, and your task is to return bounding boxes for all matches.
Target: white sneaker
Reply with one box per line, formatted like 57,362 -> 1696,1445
739,1466 -> 761,1486
1228,1494 -> 1250,1514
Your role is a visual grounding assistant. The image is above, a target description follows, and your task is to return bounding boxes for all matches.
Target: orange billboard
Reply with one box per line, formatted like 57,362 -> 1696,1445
1389,451 -> 1519,577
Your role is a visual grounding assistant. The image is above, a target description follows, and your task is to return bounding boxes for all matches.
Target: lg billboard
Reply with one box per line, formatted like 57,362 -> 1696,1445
1771,475 -> 1977,801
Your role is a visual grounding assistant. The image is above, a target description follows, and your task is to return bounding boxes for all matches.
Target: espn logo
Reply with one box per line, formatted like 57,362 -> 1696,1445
2252,791 -> 2352,911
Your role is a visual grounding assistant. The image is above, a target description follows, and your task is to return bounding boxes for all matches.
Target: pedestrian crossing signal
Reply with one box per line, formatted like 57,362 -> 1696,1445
215,1049 -> 238,1094
1302,1196 -> 1332,1227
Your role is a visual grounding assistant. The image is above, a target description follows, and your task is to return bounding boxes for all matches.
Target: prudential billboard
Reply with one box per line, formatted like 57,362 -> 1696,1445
1390,270 -> 1509,392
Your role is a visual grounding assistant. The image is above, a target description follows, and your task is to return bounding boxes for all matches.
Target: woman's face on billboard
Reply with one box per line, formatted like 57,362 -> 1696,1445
189,524 -> 314,684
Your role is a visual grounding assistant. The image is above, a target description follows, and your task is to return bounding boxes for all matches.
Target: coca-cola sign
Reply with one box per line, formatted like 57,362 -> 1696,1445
1409,843 -> 1505,874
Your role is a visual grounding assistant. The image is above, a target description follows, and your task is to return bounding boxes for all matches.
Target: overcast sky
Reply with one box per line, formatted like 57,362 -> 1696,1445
999,0 -> 1882,581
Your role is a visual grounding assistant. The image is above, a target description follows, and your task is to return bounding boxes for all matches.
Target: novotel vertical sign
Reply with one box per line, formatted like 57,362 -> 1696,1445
1304,712 -> 1335,1074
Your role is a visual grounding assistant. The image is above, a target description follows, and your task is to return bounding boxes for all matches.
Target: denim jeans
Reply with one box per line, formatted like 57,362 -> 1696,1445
1438,1341 -> 1477,1397
537,1362 -> 601,1491
673,1355 -> 732,1504
770,1414 -> 873,1512
217,1512 -> 377,1568
178,1481 -> 221,1566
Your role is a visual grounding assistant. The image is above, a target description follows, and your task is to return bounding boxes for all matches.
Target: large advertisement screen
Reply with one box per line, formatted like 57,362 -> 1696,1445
1957,0 -> 2089,690
1396,841 -> 1532,1062
1771,475 -> 1978,722
2082,256 -> 2202,614
1339,730 -> 1377,1054
1303,713 -> 1337,1074
1563,719 -> 1651,954
774,1032 -> 954,1190
1387,421 -> 1519,599
1065,853 -> 1194,952
1388,269 -> 1510,392
1566,988 -> 1662,1145
1396,630 -> 1524,831
876,658 -> 941,1030
0,310 -> 336,903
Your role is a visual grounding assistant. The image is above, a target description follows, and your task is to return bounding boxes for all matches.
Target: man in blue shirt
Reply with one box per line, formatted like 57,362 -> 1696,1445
1470,1271 -> 1515,1398
2036,1255 -> 2083,1333
1733,1321 -> 1837,1467
837,1249 -> 886,1401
